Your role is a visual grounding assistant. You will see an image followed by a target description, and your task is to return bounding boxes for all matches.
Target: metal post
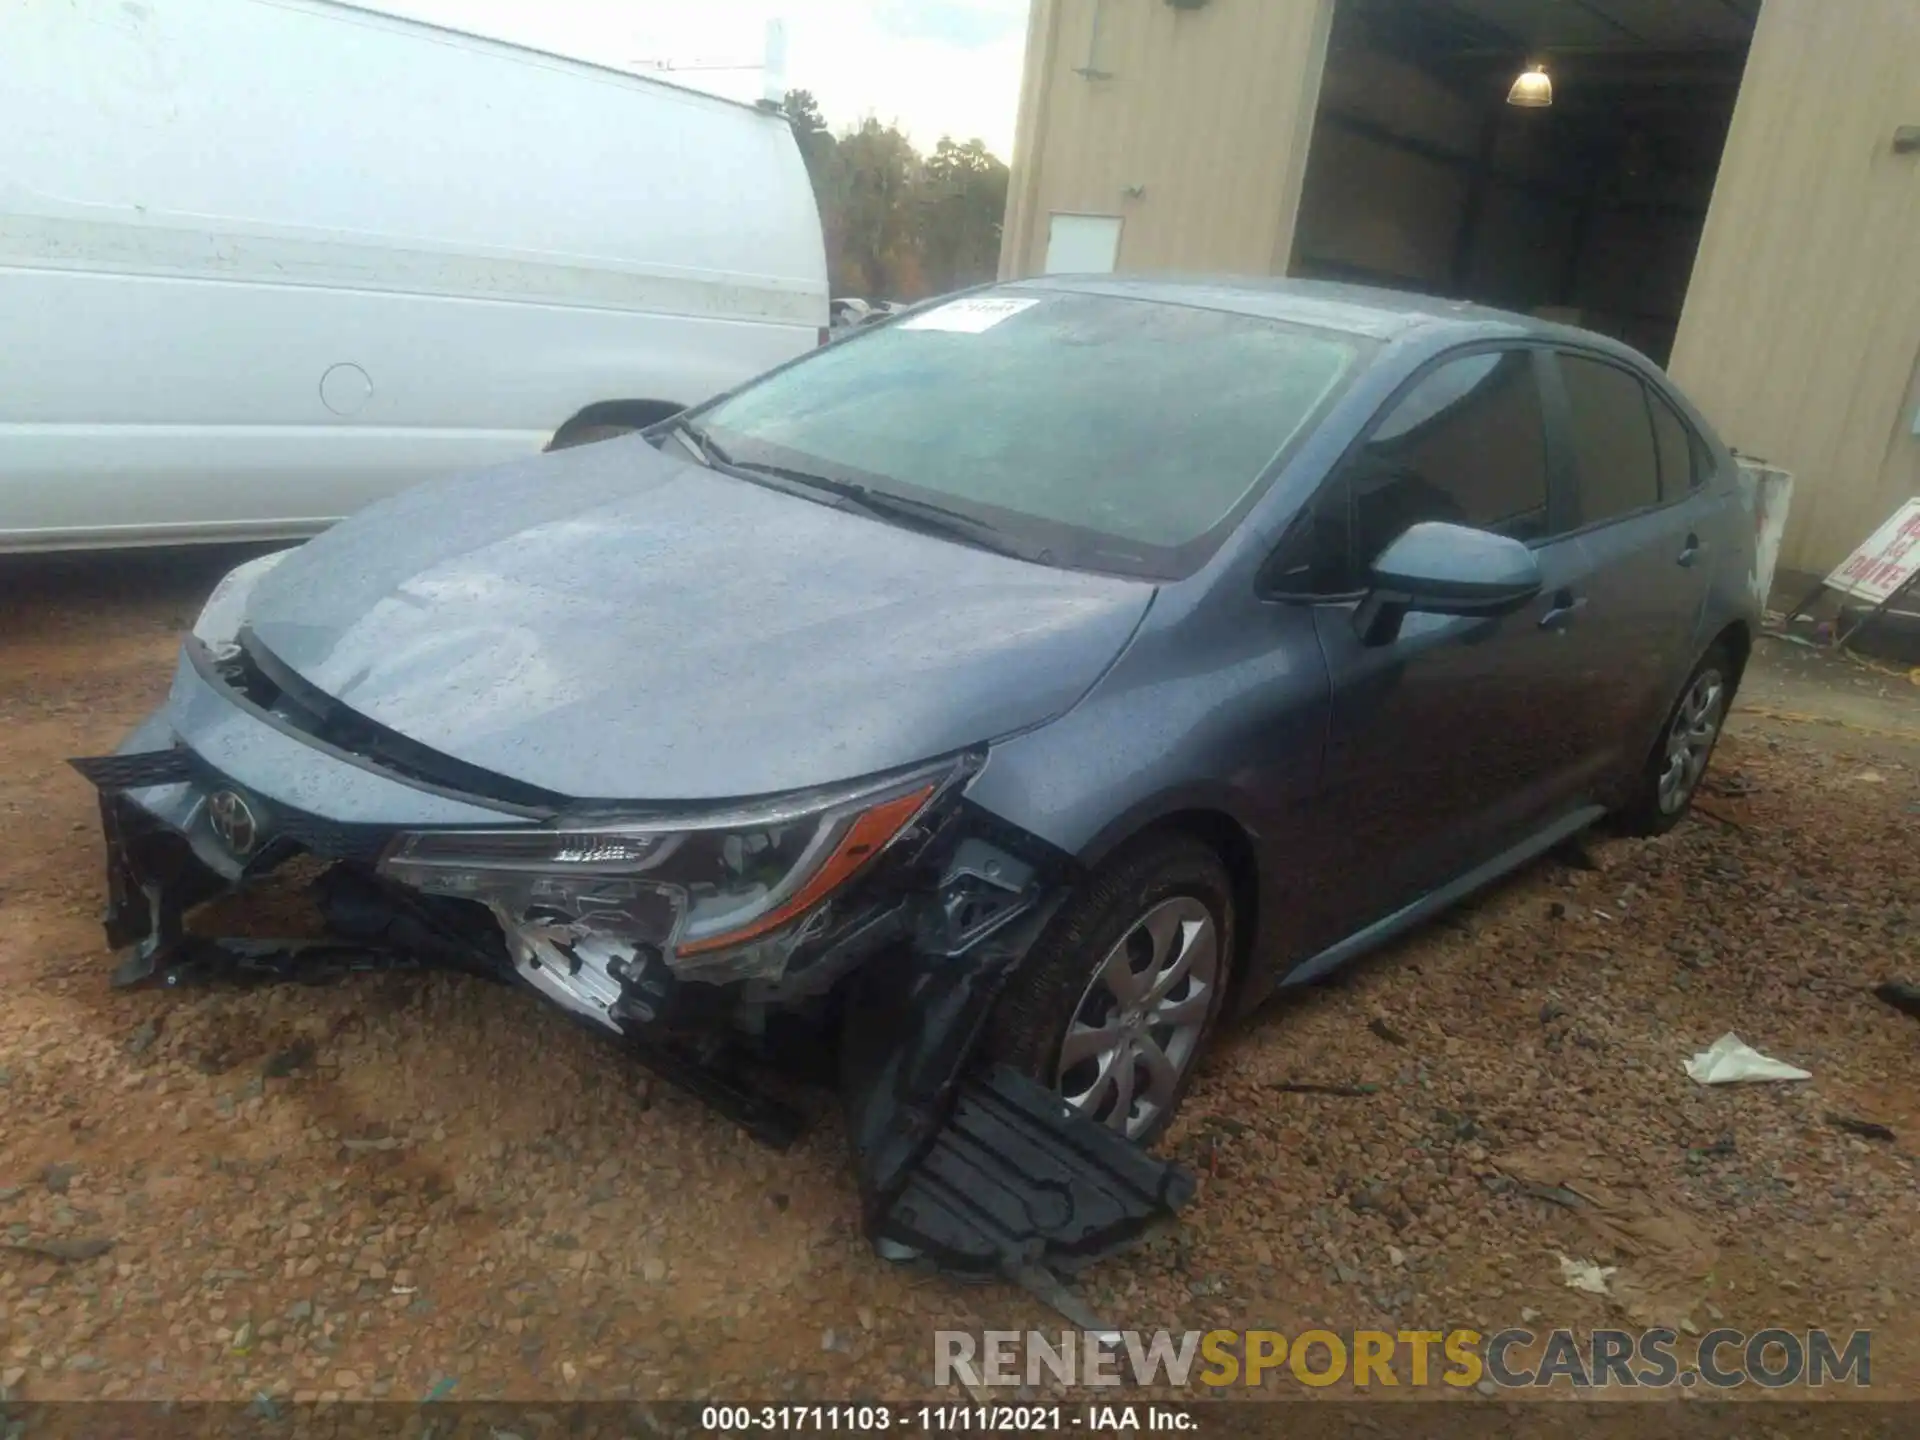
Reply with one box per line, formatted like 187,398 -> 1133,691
1836,568 -> 1920,652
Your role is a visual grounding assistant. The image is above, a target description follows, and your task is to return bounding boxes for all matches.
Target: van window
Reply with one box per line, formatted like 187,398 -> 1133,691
1648,389 -> 1699,498
1561,355 -> 1661,523
1265,348 -> 1549,595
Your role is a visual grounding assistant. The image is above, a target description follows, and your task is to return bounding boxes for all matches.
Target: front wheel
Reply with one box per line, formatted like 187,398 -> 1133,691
1616,646 -> 1732,835
985,835 -> 1235,1144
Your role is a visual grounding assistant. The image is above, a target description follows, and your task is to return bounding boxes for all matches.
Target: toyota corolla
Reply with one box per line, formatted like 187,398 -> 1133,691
74,277 -> 1761,1275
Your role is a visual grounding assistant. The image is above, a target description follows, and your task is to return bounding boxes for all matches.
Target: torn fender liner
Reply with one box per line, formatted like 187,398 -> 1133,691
874,1065 -> 1195,1276
839,810 -> 1192,1275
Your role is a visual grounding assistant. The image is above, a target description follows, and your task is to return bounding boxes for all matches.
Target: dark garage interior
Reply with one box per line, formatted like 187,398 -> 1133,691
1291,0 -> 1759,365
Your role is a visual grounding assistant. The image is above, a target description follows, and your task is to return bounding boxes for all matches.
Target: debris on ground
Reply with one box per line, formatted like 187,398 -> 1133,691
4,1236 -> 116,1263
1498,1145 -> 1719,1328
1826,1113 -> 1897,1143
1683,1032 -> 1813,1084
1366,1016 -> 1408,1047
1874,980 -> 1920,1020
1558,1255 -> 1616,1295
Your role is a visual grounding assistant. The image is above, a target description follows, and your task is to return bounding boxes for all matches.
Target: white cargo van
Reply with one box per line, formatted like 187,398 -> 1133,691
0,0 -> 828,552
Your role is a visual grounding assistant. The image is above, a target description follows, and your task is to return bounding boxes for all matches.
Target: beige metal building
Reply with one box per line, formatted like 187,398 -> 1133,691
999,0 -> 1920,578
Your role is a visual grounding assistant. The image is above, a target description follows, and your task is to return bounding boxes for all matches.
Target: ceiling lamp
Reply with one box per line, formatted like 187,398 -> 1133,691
1508,64 -> 1553,107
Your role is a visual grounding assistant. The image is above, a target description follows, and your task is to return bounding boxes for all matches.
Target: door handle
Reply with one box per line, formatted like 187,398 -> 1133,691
1539,590 -> 1587,631
1677,533 -> 1703,567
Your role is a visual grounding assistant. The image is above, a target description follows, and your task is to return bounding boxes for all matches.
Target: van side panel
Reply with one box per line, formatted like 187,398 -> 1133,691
0,0 -> 829,549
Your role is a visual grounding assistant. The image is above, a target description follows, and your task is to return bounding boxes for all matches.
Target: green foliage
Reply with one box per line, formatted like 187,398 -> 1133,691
782,90 -> 1010,303
782,88 -> 835,191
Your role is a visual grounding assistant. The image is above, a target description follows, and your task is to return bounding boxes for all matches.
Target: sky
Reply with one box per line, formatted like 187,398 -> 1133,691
367,0 -> 1030,158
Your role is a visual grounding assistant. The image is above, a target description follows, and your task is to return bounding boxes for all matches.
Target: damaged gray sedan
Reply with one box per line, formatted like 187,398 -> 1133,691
75,277 -> 1759,1278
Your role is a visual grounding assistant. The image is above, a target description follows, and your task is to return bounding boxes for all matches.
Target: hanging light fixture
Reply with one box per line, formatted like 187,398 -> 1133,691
1508,64 -> 1553,107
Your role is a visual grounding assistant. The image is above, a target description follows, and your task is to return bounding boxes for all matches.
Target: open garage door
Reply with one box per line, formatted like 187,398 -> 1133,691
1291,0 -> 1756,366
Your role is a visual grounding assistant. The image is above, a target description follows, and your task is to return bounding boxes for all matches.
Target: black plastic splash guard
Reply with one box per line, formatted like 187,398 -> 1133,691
872,1064 -> 1195,1276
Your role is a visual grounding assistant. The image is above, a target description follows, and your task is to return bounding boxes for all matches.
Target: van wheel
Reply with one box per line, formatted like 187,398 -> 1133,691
545,423 -> 635,451
1616,645 -> 1732,836
985,834 -> 1234,1145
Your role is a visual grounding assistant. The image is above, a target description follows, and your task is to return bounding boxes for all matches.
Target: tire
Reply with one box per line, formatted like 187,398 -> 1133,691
1616,644 -> 1734,836
985,833 -> 1235,1145
544,423 -> 636,452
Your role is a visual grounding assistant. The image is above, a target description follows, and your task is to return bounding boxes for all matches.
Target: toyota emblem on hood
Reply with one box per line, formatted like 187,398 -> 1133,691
207,789 -> 259,856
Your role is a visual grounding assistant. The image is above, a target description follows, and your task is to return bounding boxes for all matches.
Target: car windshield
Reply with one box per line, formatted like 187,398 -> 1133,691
696,289 -> 1368,578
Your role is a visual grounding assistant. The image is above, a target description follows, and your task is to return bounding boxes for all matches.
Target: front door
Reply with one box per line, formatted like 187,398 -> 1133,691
1284,347 -> 1599,955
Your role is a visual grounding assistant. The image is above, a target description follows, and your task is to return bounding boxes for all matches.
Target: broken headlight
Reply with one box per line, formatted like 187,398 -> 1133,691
377,760 -> 959,985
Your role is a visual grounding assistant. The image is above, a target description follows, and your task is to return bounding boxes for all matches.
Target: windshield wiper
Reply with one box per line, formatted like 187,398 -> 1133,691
673,432 -> 1041,563
849,488 -> 1037,560
724,463 -> 1037,561
666,419 -> 732,468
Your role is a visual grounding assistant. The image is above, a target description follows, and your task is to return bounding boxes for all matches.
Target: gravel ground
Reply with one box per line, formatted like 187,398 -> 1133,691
2,549 -> 1917,1404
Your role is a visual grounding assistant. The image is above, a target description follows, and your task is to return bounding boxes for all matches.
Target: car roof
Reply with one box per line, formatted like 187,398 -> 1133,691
1007,273 -> 1655,366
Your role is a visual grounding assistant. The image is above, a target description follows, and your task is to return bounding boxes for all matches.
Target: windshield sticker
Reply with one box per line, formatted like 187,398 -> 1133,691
899,297 -> 1039,333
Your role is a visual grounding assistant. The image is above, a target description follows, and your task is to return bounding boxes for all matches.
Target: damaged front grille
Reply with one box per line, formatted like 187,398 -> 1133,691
69,749 -> 196,791
266,810 -> 397,864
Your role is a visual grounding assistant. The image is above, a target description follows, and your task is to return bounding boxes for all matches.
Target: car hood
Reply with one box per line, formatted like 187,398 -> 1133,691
242,437 -> 1155,803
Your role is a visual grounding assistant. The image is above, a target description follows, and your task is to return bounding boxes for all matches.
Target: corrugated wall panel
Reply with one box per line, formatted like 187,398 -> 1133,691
999,0 -> 1334,279
1669,0 -> 1920,577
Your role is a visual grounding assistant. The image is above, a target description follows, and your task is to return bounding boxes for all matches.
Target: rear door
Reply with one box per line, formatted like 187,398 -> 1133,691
1545,352 -> 1716,770
1276,346 -> 1602,953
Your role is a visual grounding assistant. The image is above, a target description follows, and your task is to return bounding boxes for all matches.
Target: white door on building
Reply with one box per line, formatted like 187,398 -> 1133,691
1044,214 -> 1123,274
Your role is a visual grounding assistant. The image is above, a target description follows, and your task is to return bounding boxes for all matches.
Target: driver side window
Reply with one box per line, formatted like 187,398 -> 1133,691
1267,348 -> 1551,596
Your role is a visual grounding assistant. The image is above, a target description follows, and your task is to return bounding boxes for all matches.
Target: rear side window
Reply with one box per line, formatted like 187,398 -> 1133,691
1560,354 -> 1660,524
1648,389 -> 1699,498
1265,348 -> 1549,595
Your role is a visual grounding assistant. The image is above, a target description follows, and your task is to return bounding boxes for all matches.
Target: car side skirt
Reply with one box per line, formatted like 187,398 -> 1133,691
1276,803 -> 1608,989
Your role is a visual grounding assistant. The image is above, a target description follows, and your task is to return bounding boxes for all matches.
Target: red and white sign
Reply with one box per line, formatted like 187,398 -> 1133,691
1826,498 -> 1920,606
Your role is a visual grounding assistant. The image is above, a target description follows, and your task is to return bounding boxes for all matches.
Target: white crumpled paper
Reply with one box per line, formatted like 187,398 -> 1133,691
1684,1032 -> 1811,1085
1558,1255 -> 1617,1295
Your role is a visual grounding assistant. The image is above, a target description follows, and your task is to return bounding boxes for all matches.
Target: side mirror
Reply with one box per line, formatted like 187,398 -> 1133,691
1354,521 -> 1542,645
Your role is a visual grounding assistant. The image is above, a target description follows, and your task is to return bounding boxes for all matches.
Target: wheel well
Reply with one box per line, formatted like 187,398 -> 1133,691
1711,619 -> 1753,693
1130,809 -> 1261,1010
548,399 -> 685,447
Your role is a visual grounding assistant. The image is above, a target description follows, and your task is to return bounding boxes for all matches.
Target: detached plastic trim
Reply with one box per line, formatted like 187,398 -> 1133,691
68,749 -> 195,792
872,1065 -> 1194,1276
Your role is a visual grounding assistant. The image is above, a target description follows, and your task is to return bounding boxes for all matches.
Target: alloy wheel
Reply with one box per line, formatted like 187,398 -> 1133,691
1055,895 -> 1219,1140
1658,667 -> 1726,815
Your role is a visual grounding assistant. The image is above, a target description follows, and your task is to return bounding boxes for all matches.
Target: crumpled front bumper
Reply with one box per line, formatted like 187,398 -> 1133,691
75,637 -> 1198,1282
72,636 -> 526,982
94,638 -> 526,856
